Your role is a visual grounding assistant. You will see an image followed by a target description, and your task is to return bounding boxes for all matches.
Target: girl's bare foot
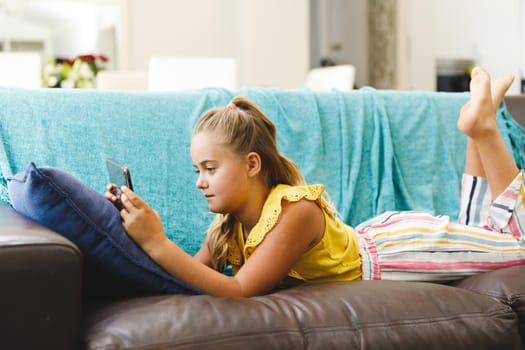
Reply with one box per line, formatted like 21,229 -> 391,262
457,67 -> 514,140
491,72 -> 515,111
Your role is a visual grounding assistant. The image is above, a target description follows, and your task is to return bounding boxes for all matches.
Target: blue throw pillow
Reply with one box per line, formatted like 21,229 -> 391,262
7,162 -> 201,299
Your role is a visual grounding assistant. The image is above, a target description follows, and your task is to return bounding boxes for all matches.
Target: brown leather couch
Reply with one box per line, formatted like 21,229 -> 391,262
1,201 -> 525,350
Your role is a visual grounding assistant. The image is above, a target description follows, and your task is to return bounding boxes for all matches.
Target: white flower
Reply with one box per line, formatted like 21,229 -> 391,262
77,79 -> 94,88
55,63 -> 64,74
60,79 -> 75,89
68,71 -> 79,81
42,55 -> 107,88
47,76 -> 58,87
78,62 -> 94,79
43,63 -> 55,76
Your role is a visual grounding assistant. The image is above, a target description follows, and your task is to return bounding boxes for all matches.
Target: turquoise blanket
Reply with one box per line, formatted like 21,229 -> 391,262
0,87 -> 523,255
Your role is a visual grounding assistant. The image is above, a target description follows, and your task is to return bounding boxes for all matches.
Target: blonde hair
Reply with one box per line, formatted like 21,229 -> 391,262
192,96 -> 305,272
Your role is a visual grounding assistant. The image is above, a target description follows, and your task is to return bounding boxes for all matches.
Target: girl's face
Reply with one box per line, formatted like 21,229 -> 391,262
190,131 -> 249,214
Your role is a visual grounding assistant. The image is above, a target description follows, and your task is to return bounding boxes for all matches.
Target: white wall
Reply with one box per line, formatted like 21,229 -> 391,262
0,14 -> 51,56
119,0 -> 310,88
522,0 -> 525,83
397,0 -> 522,92
432,0 -> 521,92
396,0 -> 436,90
120,0 -> 523,91
21,1 -> 119,64
119,0 -> 236,71
235,0 -> 309,88
326,0 -> 522,91
313,0 -> 368,88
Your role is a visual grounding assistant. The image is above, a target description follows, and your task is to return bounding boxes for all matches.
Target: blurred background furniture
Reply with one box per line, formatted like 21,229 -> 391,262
148,56 -> 237,91
0,52 -> 41,88
504,95 -> 525,127
304,64 -> 355,91
96,71 -> 148,90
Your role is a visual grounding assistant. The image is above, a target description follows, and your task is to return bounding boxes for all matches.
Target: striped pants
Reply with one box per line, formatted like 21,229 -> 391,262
357,171 -> 525,281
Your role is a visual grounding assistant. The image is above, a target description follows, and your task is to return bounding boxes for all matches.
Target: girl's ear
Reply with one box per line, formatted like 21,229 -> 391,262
246,152 -> 262,177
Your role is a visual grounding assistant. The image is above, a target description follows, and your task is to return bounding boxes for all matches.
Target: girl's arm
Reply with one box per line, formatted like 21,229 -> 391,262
193,237 -> 212,266
119,186 -> 324,297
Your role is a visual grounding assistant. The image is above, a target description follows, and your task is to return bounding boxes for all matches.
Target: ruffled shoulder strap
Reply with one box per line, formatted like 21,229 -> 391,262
244,184 -> 325,258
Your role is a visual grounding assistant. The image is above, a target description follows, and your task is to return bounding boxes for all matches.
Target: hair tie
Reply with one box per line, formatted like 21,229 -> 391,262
227,102 -> 237,110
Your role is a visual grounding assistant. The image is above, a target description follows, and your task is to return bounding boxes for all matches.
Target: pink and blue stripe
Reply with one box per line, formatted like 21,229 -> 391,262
357,171 -> 525,281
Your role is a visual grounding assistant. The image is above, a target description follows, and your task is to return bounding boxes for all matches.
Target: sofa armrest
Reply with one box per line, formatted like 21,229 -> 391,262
0,203 -> 83,350
453,265 -> 525,347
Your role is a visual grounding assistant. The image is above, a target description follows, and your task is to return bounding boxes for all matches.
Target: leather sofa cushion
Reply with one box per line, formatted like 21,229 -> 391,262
84,280 -> 521,350
454,265 -> 525,348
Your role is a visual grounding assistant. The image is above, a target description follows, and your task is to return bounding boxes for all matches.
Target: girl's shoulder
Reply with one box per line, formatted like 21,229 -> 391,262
244,184 -> 326,255
269,184 -> 325,204
252,184 -> 326,239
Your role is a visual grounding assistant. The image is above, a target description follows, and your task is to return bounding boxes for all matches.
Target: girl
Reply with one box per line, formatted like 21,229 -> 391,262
107,67 -> 525,296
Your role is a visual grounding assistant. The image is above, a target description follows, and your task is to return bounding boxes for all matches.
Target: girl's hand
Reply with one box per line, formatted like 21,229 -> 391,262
104,183 -> 126,210
104,183 -> 119,204
119,186 -> 168,253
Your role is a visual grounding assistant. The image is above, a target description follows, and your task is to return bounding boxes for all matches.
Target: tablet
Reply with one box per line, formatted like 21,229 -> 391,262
106,159 -> 133,210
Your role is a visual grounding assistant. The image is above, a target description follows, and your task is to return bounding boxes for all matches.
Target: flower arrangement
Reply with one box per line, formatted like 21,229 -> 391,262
42,54 -> 109,88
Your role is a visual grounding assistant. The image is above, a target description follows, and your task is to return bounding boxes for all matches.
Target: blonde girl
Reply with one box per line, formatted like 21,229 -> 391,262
107,67 -> 525,296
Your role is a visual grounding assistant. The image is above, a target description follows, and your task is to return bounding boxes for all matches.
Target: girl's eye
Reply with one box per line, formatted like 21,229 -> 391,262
193,167 -> 215,174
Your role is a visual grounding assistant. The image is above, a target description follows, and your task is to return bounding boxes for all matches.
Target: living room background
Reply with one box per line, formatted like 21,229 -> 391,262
0,0 -> 524,92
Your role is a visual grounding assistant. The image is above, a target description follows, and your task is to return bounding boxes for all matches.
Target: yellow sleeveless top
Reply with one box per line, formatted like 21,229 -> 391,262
227,184 -> 362,283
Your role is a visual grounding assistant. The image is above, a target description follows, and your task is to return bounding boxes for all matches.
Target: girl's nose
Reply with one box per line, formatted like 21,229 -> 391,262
196,175 -> 207,189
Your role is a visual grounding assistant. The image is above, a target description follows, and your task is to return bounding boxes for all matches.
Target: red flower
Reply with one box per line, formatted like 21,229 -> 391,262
56,57 -> 74,65
76,54 -> 96,62
74,54 -> 109,64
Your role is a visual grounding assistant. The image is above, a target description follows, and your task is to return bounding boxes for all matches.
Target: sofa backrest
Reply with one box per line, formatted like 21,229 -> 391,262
0,87 -> 523,255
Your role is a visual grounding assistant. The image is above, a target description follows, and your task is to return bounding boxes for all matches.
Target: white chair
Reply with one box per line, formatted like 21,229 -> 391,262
304,64 -> 356,92
0,52 -> 42,88
96,71 -> 148,90
148,56 -> 237,91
